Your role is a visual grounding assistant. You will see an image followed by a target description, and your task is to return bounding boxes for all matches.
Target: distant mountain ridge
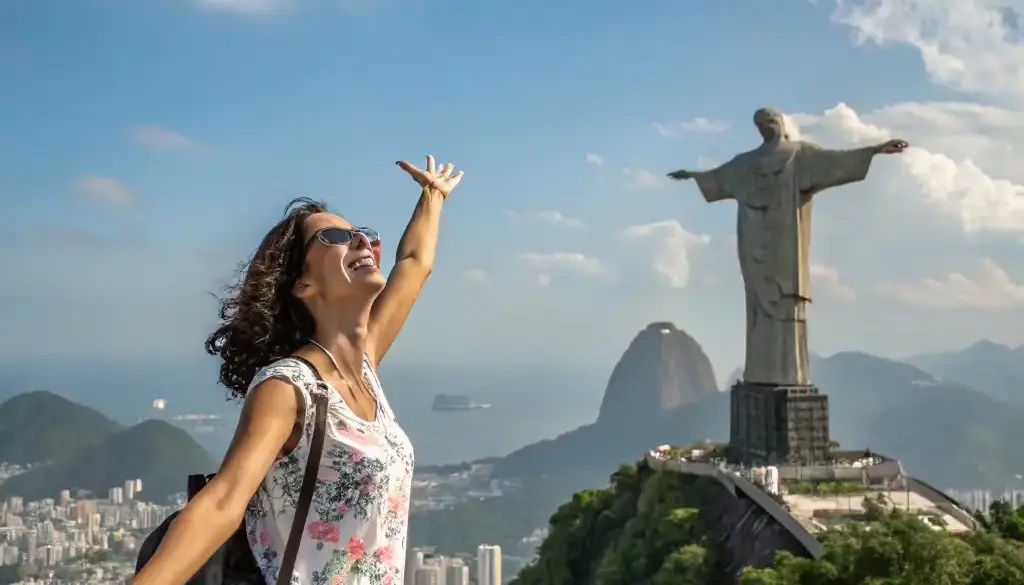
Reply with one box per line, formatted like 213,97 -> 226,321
0,391 -> 121,464
494,333 -> 1024,490
907,340 -> 1024,404
0,391 -> 215,502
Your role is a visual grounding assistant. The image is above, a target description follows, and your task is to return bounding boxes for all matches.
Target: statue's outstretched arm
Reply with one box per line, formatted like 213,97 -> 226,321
669,163 -> 734,204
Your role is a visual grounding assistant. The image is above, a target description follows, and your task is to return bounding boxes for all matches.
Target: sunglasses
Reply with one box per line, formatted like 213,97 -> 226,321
305,227 -> 383,264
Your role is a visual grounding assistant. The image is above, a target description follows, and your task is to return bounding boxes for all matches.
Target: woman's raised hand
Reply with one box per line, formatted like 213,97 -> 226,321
396,155 -> 464,198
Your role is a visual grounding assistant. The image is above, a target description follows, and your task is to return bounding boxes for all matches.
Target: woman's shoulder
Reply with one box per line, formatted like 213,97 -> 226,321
248,357 -> 319,394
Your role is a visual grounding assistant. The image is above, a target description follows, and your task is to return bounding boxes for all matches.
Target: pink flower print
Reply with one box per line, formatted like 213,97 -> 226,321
330,576 -> 345,585
350,450 -> 365,463
305,521 -> 340,542
336,503 -> 348,516
258,531 -> 269,545
387,493 -> 406,514
360,479 -> 377,493
375,544 -> 394,565
346,537 -> 365,562
382,576 -> 393,585
338,425 -> 362,441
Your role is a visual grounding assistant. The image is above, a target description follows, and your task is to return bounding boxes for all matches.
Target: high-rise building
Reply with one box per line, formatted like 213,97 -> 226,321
58,490 -> 71,507
413,565 -> 440,585
476,544 -> 501,585
405,548 -> 425,584
424,556 -> 449,585
445,559 -> 469,585
125,480 -> 136,501
108,487 -> 124,505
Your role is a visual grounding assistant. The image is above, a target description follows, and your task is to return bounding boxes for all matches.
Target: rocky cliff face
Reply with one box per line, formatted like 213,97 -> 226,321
596,322 -> 719,427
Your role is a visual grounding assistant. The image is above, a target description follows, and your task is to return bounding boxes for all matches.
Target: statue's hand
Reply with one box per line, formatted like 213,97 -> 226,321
667,169 -> 695,181
876,139 -> 908,155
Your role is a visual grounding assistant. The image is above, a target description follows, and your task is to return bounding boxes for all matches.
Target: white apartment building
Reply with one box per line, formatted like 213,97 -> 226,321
476,544 -> 501,585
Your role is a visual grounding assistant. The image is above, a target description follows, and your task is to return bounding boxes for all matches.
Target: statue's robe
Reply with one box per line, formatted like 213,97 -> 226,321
693,141 -> 875,386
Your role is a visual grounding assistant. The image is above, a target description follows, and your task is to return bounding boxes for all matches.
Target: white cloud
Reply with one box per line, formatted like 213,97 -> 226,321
507,210 -> 584,229
621,167 -> 669,191
792,102 -> 1024,235
832,0 -> 1024,104
621,220 -> 711,288
72,176 -> 138,207
680,117 -> 730,134
782,114 -> 803,141
195,0 -> 294,13
654,117 -> 730,138
810,263 -> 856,302
518,252 -> 604,276
878,258 -> 1024,309
585,153 -> 604,166
129,126 -> 199,151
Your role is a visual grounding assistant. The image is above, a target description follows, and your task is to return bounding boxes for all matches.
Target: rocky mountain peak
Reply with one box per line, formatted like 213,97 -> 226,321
596,322 -> 718,427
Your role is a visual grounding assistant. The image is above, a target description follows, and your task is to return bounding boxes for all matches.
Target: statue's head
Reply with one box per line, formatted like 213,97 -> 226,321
753,107 -> 787,142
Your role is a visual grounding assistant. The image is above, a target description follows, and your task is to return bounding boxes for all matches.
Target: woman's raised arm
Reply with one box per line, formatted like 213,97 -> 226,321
368,155 -> 463,366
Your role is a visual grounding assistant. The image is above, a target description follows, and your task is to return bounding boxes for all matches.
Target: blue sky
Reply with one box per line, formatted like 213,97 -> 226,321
2,0 -> 1022,381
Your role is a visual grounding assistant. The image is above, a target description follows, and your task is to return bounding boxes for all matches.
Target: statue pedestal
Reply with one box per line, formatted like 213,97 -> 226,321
728,381 -> 830,465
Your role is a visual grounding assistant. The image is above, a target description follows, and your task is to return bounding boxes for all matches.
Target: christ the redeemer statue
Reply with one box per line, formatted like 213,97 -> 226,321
668,107 -> 907,387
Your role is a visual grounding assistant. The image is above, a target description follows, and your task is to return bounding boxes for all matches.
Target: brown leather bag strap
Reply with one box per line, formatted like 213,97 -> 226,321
276,357 -> 329,585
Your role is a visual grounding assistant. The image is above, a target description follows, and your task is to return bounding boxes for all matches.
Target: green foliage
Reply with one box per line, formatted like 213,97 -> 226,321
785,481 -> 864,496
0,419 -> 215,502
408,471 -> 605,556
513,461 -> 1024,585
82,549 -> 114,564
514,460 -> 722,585
0,391 -> 121,464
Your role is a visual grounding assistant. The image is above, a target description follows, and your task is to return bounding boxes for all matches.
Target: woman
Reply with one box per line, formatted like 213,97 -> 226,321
132,156 -> 464,585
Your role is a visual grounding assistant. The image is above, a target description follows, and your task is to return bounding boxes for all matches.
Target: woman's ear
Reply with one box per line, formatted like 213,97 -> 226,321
292,275 -> 314,299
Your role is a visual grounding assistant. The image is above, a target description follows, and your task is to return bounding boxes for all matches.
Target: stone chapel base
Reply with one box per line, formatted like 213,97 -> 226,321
728,381 -> 831,465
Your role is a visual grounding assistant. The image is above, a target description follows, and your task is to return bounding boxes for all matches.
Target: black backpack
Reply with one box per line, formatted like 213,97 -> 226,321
136,358 -> 329,585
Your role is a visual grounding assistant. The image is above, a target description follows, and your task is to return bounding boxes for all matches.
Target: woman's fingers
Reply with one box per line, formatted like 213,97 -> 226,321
398,157 -> 461,193
396,161 -> 422,176
448,170 -> 464,188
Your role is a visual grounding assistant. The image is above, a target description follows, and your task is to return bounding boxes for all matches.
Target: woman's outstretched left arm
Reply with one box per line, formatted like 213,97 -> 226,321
368,155 -> 463,366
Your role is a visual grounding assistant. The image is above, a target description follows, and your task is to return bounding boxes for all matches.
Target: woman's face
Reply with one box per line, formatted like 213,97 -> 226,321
295,212 -> 387,302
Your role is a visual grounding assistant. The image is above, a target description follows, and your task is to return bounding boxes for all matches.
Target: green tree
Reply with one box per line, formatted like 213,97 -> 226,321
513,460 -> 1024,585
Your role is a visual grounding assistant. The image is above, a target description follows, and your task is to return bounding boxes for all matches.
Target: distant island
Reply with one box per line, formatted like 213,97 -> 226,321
431,393 -> 491,412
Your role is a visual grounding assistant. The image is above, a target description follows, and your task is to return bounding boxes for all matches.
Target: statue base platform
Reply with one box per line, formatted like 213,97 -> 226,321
727,381 -> 831,465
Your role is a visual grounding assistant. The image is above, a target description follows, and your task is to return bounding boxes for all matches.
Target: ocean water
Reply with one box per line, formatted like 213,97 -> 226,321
0,360 -> 609,466
379,365 -> 607,464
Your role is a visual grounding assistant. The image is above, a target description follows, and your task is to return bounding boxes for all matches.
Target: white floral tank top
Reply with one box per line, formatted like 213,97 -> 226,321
244,357 -> 415,585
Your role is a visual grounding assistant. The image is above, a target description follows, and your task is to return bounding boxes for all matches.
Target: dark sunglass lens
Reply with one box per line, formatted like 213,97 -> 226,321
358,227 -> 380,243
319,228 -> 355,245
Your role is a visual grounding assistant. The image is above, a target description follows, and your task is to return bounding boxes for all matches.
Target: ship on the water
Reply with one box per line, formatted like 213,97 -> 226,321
431,393 -> 492,412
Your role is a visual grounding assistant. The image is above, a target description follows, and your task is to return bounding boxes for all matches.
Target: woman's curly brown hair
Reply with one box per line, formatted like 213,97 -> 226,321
205,197 -> 328,398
